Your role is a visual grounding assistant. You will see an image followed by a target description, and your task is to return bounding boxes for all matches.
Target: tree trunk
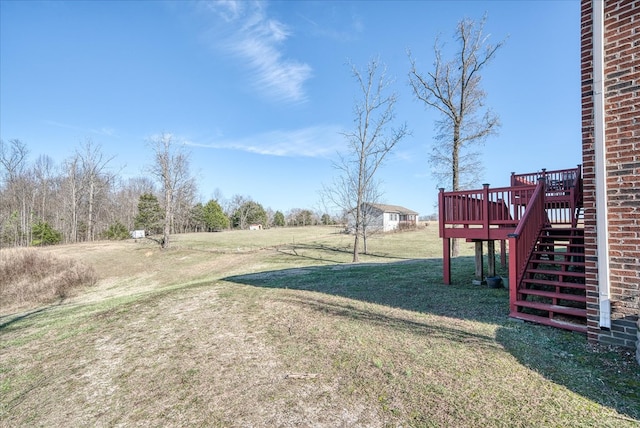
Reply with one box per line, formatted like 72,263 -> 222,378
162,187 -> 171,249
352,230 -> 360,262
87,179 -> 94,242
451,123 -> 461,257
363,226 -> 368,255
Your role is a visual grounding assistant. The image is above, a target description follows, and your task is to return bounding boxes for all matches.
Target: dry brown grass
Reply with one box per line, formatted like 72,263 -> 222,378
0,248 -> 97,313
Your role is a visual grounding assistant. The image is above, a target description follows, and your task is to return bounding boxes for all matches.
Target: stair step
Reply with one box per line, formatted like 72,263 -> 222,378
514,300 -> 587,318
531,250 -> 585,266
509,311 -> 587,334
533,248 -> 584,254
530,258 -> 585,267
542,227 -> 584,233
527,268 -> 586,278
521,278 -> 586,290
541,235 -> 584,240
541,233 -> 584,237
518,289 -> 587,303
539,236 -> 584,248
538,241 -> 585,247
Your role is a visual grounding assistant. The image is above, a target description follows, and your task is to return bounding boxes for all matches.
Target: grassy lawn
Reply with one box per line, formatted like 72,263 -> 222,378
1,225 -> 638,427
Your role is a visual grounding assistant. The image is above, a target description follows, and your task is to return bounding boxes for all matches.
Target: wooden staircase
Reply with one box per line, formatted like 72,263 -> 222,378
510,226 -> 587,333
439,166 -> 587,333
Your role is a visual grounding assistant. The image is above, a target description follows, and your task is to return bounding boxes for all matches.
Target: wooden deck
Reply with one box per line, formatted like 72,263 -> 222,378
438,166 -> 583,291
438,166 -> 585,332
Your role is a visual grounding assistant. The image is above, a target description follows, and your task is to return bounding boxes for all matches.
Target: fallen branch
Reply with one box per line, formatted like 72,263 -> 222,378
285,373 -> 320,380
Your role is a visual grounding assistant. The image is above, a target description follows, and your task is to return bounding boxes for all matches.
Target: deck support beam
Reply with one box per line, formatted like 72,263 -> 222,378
475,241 -> 484,281
443,237 -> 451,285
488,240 -> 496,277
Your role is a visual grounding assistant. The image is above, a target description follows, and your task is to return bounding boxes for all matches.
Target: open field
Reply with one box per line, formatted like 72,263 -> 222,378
1,225 -> 638,427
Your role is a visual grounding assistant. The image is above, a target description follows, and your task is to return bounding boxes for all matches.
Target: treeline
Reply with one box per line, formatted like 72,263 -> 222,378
0,139 -> 336,248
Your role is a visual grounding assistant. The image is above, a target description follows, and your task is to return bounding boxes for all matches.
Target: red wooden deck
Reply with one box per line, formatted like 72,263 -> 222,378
438,166 -> 583,288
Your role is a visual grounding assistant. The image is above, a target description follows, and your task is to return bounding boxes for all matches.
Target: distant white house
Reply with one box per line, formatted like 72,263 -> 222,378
249,224 -> 263,231
349,203 -> 419,233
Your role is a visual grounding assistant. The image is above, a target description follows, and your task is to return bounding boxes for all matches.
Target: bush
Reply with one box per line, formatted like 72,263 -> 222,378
397,222 -> 418,232
104,221 -> 131,240
0,248 -> 97,311
31,221 -> 63,246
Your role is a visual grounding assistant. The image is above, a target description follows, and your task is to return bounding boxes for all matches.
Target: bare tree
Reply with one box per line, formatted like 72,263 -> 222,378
359,180 -> 384,255
61,154 -> 83,243
172,178 -> 198,234
409,16 -> 504,256
323,57 -> 408,262
226,194 -> 249,225
0,139 -> 30,246
77,140 -> 116,241
147,132 -> 193,249
409,17 -> 503,192
32,154 -> 56,224
0,139 -> 29,184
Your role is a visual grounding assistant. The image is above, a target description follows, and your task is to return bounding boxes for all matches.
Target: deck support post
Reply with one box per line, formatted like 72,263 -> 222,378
508,235 -> 518,316
500,240 -> 507,268
487,240 -> 496,277
474,241 -> 484,281
443,237 -> 451,285
482,184 -> 490,234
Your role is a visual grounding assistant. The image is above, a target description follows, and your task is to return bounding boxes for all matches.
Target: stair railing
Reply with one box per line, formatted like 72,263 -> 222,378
508,178 -> 548,314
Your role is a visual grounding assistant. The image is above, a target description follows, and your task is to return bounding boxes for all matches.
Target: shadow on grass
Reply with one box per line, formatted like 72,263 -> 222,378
224,257 -> 640,422
495,321 -> 640,421
225,257 -> 509,324
0,304 -> 61,330
274,242 -> 416,264
286,292 -> 502,346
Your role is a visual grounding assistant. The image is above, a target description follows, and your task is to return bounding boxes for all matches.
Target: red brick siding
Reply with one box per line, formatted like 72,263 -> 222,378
581,0 -> 640,349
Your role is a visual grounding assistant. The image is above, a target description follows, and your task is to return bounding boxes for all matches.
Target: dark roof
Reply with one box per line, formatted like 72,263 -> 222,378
365,203 -> 418,215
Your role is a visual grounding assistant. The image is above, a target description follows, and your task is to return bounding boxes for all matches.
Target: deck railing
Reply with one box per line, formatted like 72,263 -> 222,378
438,184 -> 536,239
512,167 -> 573,186
508,178 -> 548,314
512,166 -> 582,226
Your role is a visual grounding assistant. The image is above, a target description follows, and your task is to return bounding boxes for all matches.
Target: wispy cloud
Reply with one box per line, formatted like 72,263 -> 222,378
186,125 -> 343,158
297,10 -> 364,43
203,0 -> 312,104
44,120 -> 117,138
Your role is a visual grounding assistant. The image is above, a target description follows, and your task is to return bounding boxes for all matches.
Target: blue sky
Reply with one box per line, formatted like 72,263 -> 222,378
0,0 -> 581,217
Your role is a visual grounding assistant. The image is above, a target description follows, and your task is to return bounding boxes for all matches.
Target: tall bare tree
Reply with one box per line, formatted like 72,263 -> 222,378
61,154 -> 83,243
77,140 -> 115,241
0,139 -> 30,246
409,16 -> 503,191
32,154 -> 56,224
147,133 -> 193,249
409,16 -> 504,256
323,57 -> 408,262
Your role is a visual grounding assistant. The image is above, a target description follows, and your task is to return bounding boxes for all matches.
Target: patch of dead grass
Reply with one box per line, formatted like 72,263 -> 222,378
0,248 -> 97,313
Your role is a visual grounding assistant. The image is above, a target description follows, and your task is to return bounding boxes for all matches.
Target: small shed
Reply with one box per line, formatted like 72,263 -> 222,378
130,230 -> 145,239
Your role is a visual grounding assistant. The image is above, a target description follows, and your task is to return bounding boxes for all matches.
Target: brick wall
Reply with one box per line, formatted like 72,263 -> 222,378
581,0 -> 640,352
